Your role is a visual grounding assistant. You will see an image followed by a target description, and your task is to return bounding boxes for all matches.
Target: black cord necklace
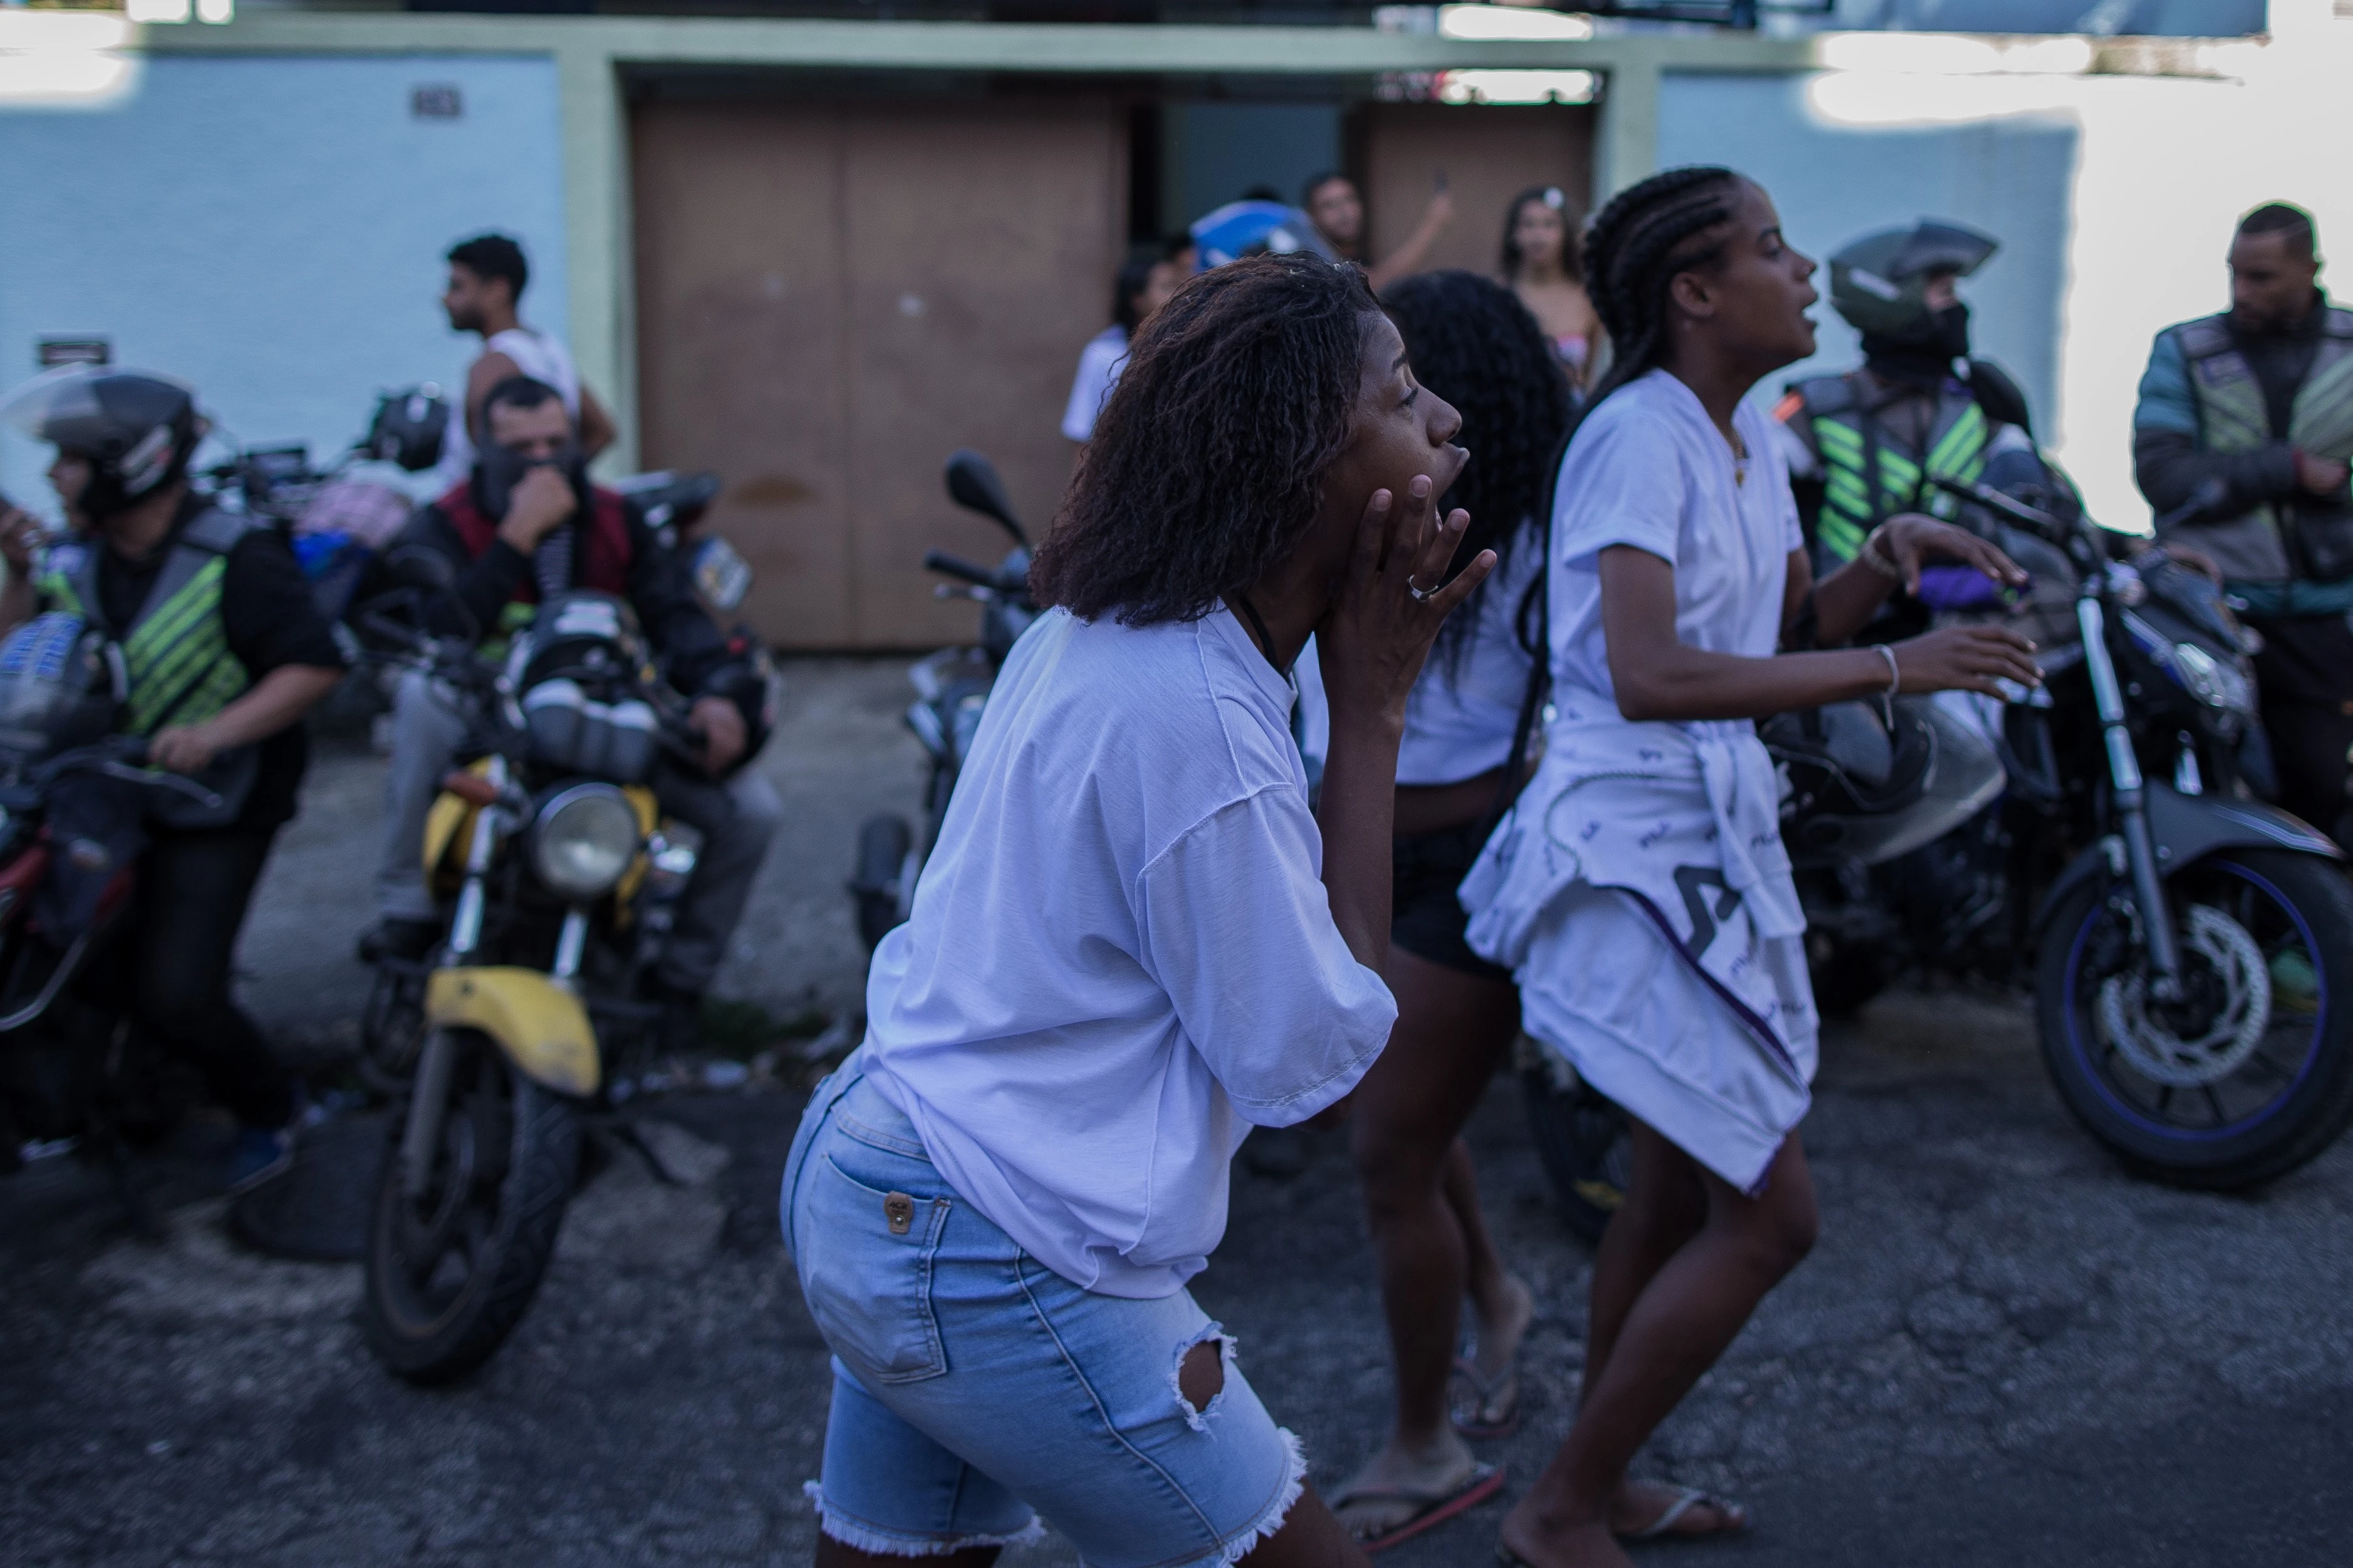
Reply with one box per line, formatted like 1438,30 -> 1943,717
1233,592 -> 1291,677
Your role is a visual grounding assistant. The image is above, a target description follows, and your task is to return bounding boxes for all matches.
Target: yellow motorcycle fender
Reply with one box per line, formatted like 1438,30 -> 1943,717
425,967 -> 600,1097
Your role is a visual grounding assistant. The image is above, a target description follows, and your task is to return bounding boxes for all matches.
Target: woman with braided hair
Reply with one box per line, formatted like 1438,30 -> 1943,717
1457,169 -> 2040,1565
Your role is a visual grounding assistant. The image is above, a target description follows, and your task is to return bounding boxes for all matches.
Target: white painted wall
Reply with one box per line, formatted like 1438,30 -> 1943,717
1660,4 -> 2353,531
0,52 -> 567,518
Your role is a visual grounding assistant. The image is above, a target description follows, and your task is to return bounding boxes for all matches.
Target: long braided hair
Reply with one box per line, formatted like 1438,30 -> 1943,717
1488,165 -> 1747,825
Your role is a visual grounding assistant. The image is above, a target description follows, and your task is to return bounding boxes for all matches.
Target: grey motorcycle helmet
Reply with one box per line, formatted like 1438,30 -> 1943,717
1829,220 -> 1998,345
1765,695 -> 2005,869
0,365 -> 203,519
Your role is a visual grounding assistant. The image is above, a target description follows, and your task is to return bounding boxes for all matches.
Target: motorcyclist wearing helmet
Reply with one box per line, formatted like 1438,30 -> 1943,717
1772,220 -> 2055,608
0,366 -> 346,1192
360,374 -> 780,1048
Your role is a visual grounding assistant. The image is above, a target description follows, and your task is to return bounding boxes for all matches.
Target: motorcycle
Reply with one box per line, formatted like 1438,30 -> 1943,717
0,616 -> 230,1223
350,561 -> 722,1381
849,450 -> 1036,950
1522,474 -> 2353,1235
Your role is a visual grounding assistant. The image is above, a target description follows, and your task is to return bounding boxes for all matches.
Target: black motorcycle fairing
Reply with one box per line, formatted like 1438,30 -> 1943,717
2028,782 -> 2344,939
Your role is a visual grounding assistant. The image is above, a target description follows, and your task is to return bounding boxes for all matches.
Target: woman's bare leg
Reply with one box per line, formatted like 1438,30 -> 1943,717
1444,1140 -> 1537,1418
1336,950 -> 1524,1532
1498,1127 -> 1817,1568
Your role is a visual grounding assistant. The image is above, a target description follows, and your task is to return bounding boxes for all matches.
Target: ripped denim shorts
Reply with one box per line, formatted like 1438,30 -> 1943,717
782,1063 -> 1304,1566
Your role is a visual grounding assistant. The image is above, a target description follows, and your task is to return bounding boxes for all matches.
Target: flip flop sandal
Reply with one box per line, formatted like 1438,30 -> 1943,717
1335,1462 -> 1506,1554
1623,1485 -> 1749,1540
1448,1355 -> 1522,1440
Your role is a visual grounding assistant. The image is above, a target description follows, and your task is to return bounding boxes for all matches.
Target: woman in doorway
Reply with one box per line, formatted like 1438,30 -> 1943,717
1458,169 -> 2039,1567
1327,269 -> 1570,1550
1501,187 -> 1604,391
1061,241 -> 1188,445
784,252 -> 1493,1568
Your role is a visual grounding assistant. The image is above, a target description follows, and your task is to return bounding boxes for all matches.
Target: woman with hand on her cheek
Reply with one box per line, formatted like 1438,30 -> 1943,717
782,253 -> 1491,1568
1458,169 -> 2040,1568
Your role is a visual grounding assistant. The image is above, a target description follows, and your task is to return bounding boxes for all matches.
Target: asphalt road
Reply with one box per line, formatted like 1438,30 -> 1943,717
4,660 -> 2349,1567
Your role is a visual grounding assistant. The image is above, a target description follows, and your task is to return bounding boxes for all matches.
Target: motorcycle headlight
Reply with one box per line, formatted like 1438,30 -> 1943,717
529,784 -> 641,901
2168,640 -> 2256,715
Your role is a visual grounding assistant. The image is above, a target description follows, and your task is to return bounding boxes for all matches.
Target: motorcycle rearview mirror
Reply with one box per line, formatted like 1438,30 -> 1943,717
944,450 -> 1027,548
1929,474 -> 2066,538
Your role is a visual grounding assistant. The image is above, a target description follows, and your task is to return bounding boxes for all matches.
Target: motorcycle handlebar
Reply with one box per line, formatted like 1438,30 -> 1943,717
923,549 -> 1001,590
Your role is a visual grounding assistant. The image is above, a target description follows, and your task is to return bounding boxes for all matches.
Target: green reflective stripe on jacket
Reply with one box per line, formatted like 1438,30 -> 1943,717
2171,312 -> 2353,554
34,567 -> 83,618
120,554 -> 247,734
1809,397 -> 1988,563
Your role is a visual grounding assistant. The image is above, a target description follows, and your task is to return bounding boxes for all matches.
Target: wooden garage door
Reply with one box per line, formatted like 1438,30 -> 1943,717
633,97 -> 1125,648
1358,102 -> 1596,281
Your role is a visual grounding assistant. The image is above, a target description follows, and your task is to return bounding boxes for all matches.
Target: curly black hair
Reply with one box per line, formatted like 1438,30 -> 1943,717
1380,270 -> 1571,663
1032,253 -> 1380,627
1499,186 -> 1585,284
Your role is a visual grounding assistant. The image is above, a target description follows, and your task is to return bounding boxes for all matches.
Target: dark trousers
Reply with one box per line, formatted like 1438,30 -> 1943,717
2250,613 -> 2353,849
122,824 -> 294,1130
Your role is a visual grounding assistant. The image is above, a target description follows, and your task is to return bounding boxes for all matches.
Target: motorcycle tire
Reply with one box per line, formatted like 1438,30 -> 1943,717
1519,1060 -> 1631,1243
2036,848 -> 2353,1191
363,1029 -> 581,1383
851,814 -> 913,951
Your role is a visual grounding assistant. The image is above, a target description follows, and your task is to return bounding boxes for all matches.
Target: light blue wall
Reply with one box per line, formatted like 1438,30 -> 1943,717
1658,72 -> 2077,440
0,53 -> 566,516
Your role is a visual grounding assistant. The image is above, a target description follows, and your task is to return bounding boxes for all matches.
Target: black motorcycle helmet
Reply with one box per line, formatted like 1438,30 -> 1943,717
1763,695 -> 2005,868
1829,219 -> 1997,364
363,383 -> 452,473
0,366 -> 204,521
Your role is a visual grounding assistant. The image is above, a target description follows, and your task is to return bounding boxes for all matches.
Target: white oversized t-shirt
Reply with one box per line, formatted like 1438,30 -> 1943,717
1550,370 -> 1803,698
1059,326 -> 1130,442
1396,524 -> 1541,787
860,605 -> 1398,1299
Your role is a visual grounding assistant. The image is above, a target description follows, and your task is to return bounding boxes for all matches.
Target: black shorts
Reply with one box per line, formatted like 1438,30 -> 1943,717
1391,820 -> 1512,982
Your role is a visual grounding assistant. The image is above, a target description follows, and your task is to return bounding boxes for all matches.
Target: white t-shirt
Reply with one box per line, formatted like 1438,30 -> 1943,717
1060,326 -> 1130,442
860,605 -> 1398,1299
1396,524 -> 1541,787
1550,371 -> 1802,702
432,326 -> 583,494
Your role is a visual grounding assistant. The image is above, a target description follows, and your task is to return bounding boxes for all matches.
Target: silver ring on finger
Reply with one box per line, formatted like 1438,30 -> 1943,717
1406,573 -> 1441,603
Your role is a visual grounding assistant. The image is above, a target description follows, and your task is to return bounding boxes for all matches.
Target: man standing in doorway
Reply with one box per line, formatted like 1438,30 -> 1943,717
1301,172 -> 1453,293
430,232 -> 617,494
2134,202 -> 2353,845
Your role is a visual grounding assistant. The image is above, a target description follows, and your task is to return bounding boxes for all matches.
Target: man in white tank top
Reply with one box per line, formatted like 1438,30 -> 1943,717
432,233 -> 615,493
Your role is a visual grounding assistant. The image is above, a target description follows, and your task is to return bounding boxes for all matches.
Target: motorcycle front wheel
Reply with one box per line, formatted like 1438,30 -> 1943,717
1518,1049 -> 1631,1243
2037,849 -> 2353,1190
363,1028 -> 581,1383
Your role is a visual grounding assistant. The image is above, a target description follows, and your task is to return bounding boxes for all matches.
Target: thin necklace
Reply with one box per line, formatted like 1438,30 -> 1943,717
1233,593 -> 1293,680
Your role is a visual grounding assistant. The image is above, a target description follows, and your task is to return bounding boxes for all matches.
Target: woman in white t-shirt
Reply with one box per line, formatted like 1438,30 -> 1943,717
1327,271 -> 1571,1549
784,253 -> 1493,1567
1060,247 -> 1187,444
1457,171 -> 2039,1567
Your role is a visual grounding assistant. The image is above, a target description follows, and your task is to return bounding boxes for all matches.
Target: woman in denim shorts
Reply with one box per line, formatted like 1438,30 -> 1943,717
782,253 -> 1494,1566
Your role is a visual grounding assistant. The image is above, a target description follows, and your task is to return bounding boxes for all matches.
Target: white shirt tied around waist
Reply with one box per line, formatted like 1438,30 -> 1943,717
432,326 -> 583,494
860,605 -> 1397,1299
1457,368 -> 1819,1181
